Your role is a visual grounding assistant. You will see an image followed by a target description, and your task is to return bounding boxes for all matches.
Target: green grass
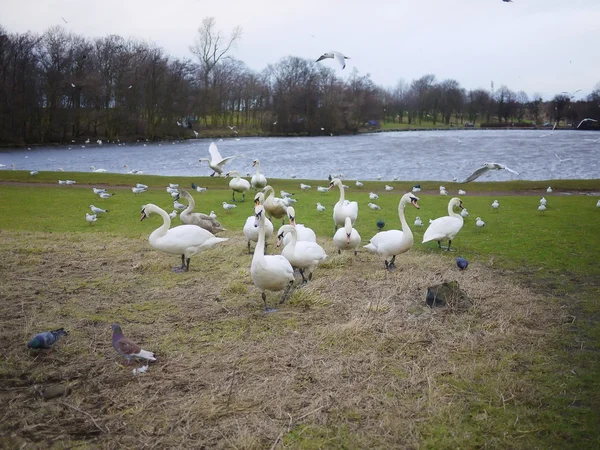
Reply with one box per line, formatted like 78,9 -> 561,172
1,171 -> 599,448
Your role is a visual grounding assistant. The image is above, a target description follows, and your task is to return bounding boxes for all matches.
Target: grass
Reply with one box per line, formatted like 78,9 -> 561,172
0,171 -> 599,449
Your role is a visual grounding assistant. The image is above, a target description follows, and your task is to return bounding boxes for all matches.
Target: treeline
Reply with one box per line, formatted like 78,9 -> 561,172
1,21 -> 599,145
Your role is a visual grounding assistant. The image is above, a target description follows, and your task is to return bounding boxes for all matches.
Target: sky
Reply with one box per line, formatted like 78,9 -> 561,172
3,0 -> 600,100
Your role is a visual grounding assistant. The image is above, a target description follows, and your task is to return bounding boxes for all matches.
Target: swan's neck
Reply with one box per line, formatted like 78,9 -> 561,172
398,201 -> 413,240
149,207 -> 171,242
287,228 -> 298,250
254,161 -> 262,175
183,195 -> 195,214
255,215 -> 266,259
264,186 -> 274,202
336,184 -> 345,205
448,203 -> 461,219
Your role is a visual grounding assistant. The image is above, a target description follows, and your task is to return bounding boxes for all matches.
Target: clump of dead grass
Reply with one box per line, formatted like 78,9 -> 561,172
0,230 -> 564,448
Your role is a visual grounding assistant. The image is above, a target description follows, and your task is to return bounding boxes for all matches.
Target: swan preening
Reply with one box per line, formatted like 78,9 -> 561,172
364,193 -> 420,270
422,197 -> 464,251
329,178 -> 358,231
251,159 -> 267,190
140,203 -> 228,272
226,171 -> 251,201
333,217 -> 361,256
277,225 -> 327,283
251,205 -> 295,311
178,190 -> 225,234
199,142 -> 240,177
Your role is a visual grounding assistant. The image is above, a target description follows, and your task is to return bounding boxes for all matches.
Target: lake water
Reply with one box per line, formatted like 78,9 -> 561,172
1,130 -> 598,182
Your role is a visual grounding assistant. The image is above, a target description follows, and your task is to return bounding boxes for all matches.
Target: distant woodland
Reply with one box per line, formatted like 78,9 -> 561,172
1,18 -> 599,146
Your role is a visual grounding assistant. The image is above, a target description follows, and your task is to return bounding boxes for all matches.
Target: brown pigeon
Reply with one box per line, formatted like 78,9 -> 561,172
111,324 -> 156,364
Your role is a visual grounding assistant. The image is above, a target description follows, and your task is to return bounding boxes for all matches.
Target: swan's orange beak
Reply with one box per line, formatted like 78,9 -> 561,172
411,199 -> 420,209
276,234 -> 283,247
140,211 -> 147,221
289,217 -> 296,226
252,161 -> 257,167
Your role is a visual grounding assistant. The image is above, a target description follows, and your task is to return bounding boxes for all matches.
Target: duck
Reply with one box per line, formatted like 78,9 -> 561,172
251,159 -> 267,189
199,142 -> 240,176
262,186 -> 288,224
251,205 -> 295,311
178,190 -> 226,234
364,193 -> 420,270
140,203 -> 228,272
226,171 -> 251,202
491,200 -> 499,212
476,217 -> 485,228
329,178 -> 358,231
316,202 -> 326,212
422,197 -> 464,251
282,206 -> 317,246
414,216 -> 423,227
333,216 -> 361,256
277,225 -> 327,283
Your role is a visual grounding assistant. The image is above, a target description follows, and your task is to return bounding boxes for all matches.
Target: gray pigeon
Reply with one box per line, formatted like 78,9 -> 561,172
111,324 -> 156,364
27,328 -> 68,351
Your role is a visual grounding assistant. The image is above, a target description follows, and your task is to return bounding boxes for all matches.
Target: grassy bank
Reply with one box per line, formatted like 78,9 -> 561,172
0,173 -> 599,448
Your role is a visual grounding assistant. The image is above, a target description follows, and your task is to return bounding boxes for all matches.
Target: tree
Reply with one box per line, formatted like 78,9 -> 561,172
528,93 -> 543,125
552,94 -> 570,125
515,91 -> 528,122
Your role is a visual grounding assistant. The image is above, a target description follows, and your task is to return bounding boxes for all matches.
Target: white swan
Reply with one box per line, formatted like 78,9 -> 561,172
329,178 -> 358,231
277,225 -> 327,283
251,159 -> 267,189
282,206 -> 317,246
333,216 -> 361,256
90,166 -> 107,173
140,203 -> 228,272
178,190 -> 225,234
226,171 -> 251,202
262,186 -> 288,224
422,197 -> 464,251
243,211 -> 273,254
364,193 -> 420,270
251,205 -> 295,311
199,142 -> 240,177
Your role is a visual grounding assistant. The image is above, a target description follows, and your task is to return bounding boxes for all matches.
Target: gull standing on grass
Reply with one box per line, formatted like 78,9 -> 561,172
86,213 -> 97,225
316,51 -> 350,69
461,163 -> 519,183
222,202 -> 237,212
90,205 -> 108,214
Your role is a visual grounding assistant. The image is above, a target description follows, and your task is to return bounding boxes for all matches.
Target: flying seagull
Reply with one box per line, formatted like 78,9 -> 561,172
561,89 -> 581,99
199,142 -> 240,177
461,163 -> 519,183
61,16 -> 68,23
316,51 -> 350,69
539,122 -> 557,138
576,118 -> 598,129
554,152 -> 572,163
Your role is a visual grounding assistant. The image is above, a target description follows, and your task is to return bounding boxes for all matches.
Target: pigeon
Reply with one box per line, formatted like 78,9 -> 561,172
491,200 -> 499,212
456,256 -> 469,270
414,216 -> 423,227
27,328 -> 68,351
461,163 -> 519,183
377,219 -> 385,230
368,202 -> 381,210
369,192 -> 379,200
111,324 -> 156,364
90,205 -> 107,214
356,181 -> 364,187
316,202 -> 326,212
316,51 -> 350,69
191,183 -> 208,192
86,213 -> 97,224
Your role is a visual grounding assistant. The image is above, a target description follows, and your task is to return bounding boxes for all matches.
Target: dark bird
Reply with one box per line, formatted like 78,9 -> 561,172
111,324 -> 156,364
27,328 -> 68,351
377,219 -> 385,230
456,256 -> 469,270
502,0 -> 513,2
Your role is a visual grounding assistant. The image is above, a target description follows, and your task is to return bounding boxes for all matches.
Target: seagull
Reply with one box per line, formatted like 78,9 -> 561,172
191,183 -> 207,192
198,142 -> 240,176
58,180 -> 67,185
539,123 -> 557,138
540,197 -> 547,206
131,187 -> 147,194
476,217 -> 486,229
491,200 -> 499,212
461,163 -> 519,183
300,183 -> 312,190
71,83 -> 76,88
136,183 -> 148,189
356,181 -> 363,187
61,16 -> 68,23
169,210 -> 177,219
97,139 -> 102,145
502,0 -> 513,3
65,180 -> 76,185
460,208 -> 469,218
576,118 -> 598,129
458,189 -> 466,195
316,202 -> 326,212
554,153 -> 572,163
174,200 -> 186,210
368,202 -> 381,210
193,130 -> 199,138
30,170 -> 38,175
92,188 -> 106,194
369,192 -> 379,200
596,200 -> 600,208
547,186 -> 553,193
98,192 -> 113,199
440,189 -> 448,196
585,137 -> 600,143
316,51 -> 350,69
90,205 -> 107,214
412,185 -> 421,192
86,213 -> 97,225
209,211 -> 217,219
222,201 -> 237,212
282,197 -> 297,206
561,89 -> 581,100
414,216 -> 423,227
538,204 -> 547,214
385,185 -> 394,191
280,190 -> 294,198
317,186 -> 329,193
128,85 -> 133,89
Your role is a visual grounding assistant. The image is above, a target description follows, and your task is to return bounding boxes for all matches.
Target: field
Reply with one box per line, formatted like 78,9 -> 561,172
1,171 -> 599,449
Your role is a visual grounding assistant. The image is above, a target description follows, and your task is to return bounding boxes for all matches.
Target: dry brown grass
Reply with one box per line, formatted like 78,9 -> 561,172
0,230 -> 563,448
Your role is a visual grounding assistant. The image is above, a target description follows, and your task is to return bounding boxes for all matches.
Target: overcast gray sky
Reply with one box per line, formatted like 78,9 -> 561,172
3,0 -> 599,100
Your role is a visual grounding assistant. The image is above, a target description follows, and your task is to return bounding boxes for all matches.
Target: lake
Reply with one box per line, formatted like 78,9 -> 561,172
1,130 -> 598,182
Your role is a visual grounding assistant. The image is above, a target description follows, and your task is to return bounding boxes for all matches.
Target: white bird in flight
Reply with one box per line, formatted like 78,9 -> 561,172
198,142 -> 240,177
461,163 -> 519,183
316,51 -> 350,69
554,153 -> 572,163
561,89 -> 581,99
577,118 -> 598,129
539,122 -> 557,138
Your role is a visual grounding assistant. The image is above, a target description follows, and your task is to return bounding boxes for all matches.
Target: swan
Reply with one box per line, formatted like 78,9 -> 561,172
178,190 -> 226,234
226,171 -> 251,201
277,225 -> 327,283
262,186 -> 288,224
333,216 -> 361,256
90,166 -> 107,173
329,178 -> 358,231
251,205 -> 295,311
243,209 -> 273,254
422,197 -> 464,251
199,142 -> 240,176
364,193 -> 420,270
140,203 -> 228,272
282,206 -> 317,246
251,159 -> 267,189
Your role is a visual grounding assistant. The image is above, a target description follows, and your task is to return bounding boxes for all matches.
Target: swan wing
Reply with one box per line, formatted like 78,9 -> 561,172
208,142 -> 223,164
296,241 -> 328,261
